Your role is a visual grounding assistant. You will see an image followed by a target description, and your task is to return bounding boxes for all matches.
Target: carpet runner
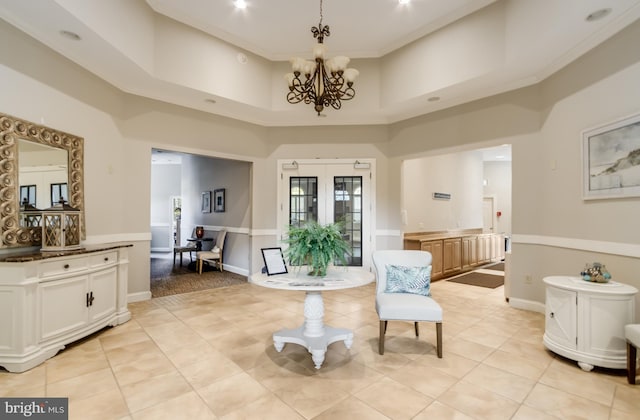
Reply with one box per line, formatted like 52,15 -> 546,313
446,271 -> 504,289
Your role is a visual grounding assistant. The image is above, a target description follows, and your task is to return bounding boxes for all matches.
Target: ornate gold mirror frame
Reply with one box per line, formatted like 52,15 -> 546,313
0,112 -> 85,248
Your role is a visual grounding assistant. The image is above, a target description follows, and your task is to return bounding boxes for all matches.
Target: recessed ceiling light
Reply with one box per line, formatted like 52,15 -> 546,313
237,53 -> 248,64
59,30 -> 81,41
586,8 -> 611,22
399,0 -> 410,5
234,0 -> 247,10
205,98 -> 217,104
427,96 -> 440,102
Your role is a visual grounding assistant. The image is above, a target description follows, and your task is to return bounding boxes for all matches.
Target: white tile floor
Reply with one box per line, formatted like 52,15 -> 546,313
2,274 -> 639,419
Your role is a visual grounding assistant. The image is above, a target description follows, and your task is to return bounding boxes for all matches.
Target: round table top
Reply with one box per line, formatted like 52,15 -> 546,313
250,266 -> 374,291
543,275 -> 638,295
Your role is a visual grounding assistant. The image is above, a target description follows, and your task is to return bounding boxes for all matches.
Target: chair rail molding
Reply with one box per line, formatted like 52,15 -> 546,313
512,234 -> 640,258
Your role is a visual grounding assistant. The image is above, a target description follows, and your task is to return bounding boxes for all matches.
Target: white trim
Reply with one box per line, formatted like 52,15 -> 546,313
199,225 -> 250,235
250,229 -> 279,237
83,232 -> 151,244
150,222 -> 171,227
376,229 -> 402,237
512,234 -> 640,258
128,291 -> 152,302
221,264 -> 249,277
508,298 -> 544,314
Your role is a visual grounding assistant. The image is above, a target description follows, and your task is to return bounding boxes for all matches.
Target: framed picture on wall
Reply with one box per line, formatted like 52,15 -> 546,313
582,112 -> 640,200
201,191 -> 211,213
214,188 -> 225,212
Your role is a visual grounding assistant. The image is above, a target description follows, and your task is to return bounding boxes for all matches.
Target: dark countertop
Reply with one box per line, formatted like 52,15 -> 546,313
0,243 -> 133,263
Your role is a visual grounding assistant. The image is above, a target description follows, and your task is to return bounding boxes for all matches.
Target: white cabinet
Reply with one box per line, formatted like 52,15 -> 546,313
0,245 -> 131,372
543,276 -> 637,371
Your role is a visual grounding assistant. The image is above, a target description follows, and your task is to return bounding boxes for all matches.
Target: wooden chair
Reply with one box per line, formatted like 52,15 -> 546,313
196,230 -> 227,273
372,250 -> 442,357
626,324 -> 640,384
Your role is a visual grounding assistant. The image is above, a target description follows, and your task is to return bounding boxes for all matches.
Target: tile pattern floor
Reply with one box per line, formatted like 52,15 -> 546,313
2,274 -> 639,419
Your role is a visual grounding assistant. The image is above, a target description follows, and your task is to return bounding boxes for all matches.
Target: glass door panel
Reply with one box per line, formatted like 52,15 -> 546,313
334,176 -> 362,266
289,177 -> 317,227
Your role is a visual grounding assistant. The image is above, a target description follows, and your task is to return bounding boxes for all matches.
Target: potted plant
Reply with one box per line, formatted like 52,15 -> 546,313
283,221 -> 351,276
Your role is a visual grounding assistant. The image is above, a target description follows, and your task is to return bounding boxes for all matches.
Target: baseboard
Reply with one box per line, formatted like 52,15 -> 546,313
509,297 -> 545,314
222,264 -> 249,277
128,291 -> 152,303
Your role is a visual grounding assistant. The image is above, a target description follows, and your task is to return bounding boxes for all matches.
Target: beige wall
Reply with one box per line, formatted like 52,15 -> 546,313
1,18 -> 638,311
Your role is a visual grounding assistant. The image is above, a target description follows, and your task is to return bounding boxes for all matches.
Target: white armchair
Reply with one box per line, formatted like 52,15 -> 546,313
196,230 -> 227,274
372,250 -> 443,357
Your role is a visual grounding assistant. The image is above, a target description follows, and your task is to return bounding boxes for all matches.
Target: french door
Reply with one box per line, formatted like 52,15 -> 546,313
278,159 -> 374,270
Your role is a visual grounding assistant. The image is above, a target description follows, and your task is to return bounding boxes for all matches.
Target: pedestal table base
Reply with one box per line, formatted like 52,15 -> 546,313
272,290 -> 353,369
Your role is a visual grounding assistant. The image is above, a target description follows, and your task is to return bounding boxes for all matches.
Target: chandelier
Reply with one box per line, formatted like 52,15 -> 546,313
285,0 -> 359,115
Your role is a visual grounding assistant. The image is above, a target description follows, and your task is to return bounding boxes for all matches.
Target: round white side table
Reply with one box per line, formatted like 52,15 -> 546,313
543,275 -> 637,371
250,266 -> 374,369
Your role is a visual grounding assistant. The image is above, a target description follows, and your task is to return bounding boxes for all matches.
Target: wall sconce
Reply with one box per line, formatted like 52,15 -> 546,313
41,198 -> 82,251
354,160 -> 370,169
282,161 -> 298,170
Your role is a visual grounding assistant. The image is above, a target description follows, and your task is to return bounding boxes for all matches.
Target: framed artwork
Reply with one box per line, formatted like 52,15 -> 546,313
214,188 -> 225,212
582,112 -> 640,200
261,247 -> 288,275
201,191 -> 211,213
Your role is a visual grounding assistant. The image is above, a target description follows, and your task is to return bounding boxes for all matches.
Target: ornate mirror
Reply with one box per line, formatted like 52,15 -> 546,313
0,112 -> 85,248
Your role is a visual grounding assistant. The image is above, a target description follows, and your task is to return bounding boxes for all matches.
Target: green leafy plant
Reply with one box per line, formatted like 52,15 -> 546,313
283,221 -> 351,276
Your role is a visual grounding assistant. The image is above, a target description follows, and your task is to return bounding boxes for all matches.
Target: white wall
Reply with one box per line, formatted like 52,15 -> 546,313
483,160 -> 512,235
150,162 -> 181,251
402,151 -> 484,232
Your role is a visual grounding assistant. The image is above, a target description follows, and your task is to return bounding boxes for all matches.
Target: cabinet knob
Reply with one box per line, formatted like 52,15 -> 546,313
63,264 -> 70,269
550,312 -> 554,318
104,257 -> 109,262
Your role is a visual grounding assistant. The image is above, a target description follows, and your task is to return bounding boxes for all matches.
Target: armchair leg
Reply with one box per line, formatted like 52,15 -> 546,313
436,322 -> 443,358
628,341 -> 637,384
415,322 -> 419,337
379,321 -> 386,355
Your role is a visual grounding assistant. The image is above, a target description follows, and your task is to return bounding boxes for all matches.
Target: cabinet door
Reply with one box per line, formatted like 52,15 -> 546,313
88,267 -> 118,323
545,286 -> 577,350
461,237 -> 471,270
580,293 -> 635,359
478,235 -> 491,264
443,238 -> 461,275
421,240 -> 443,280
40,275 -> 88,341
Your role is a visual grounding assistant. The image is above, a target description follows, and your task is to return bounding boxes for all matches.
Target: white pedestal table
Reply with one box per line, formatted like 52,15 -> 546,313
250,267 -> 374,369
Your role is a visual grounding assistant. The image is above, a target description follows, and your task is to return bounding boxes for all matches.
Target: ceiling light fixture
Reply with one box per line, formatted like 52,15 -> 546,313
285,0 -> 359,116
234,0 -> 247,10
